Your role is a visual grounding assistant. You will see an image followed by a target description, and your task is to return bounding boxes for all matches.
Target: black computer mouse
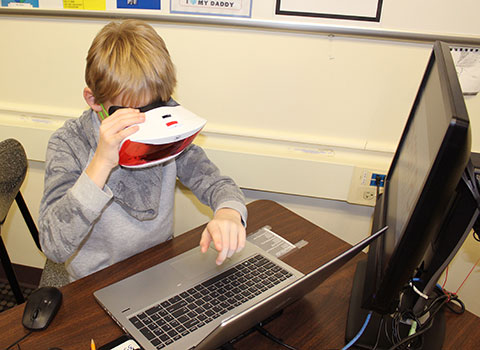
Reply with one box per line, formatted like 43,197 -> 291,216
22,286 -> 62,331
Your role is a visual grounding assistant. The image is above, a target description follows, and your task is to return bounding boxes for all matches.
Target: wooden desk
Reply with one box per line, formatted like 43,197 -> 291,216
1,200 -> 479,349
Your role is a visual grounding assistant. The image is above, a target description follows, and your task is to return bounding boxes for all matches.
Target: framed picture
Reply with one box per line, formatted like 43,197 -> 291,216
276,0 -> 383,22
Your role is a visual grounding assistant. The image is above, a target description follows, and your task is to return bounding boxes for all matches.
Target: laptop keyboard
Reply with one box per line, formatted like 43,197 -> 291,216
128,253 -> 293,349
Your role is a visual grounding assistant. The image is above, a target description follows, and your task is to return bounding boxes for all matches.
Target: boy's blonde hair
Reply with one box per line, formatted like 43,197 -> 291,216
85,19 -> 176,105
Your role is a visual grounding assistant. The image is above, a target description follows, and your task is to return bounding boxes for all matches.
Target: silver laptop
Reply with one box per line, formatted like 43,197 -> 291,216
94,226 -> 387,350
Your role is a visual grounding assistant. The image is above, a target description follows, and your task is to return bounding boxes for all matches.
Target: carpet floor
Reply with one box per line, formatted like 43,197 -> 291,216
0,280 -> 36,313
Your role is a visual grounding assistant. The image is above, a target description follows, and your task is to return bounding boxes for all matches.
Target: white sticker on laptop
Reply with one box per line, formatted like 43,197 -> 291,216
247,226 -> 297,258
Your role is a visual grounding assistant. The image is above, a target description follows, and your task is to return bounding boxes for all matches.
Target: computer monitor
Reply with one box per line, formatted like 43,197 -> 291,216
345,41 -> 480,349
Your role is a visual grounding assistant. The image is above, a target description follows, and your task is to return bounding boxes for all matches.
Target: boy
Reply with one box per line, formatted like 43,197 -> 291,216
39,19 -> 247,282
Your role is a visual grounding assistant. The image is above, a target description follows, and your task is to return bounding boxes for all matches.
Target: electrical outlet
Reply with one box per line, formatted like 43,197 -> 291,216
347,167 -> 387,206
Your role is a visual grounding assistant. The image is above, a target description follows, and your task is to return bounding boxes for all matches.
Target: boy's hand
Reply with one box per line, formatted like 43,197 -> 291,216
86,108 -> 145,188
200,208 -> 246,265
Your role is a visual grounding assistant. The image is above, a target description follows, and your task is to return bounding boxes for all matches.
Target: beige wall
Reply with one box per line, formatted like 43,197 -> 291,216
1,15 -> 480,319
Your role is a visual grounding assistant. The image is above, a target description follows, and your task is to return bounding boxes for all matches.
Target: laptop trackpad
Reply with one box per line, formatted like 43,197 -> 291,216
170,246 -> 222,280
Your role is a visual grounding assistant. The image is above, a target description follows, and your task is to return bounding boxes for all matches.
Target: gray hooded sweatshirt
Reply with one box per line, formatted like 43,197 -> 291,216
39,107 -> 247,281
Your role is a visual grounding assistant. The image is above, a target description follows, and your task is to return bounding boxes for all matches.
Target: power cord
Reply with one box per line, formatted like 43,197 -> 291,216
434,284 -> 465,315
371,317 -> 385,350
5,331 -> 32,350
374,175 -> 384,201
386,285 -> 453,350
473,230 -> 480,242
386,318 -> 434,350
254,325 -> 297,350
445,295 -> 465,315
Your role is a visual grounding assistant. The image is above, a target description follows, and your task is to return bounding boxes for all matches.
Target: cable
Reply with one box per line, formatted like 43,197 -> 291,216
342,312 -> 372,350
389,294 -> 449,350
371,317 -> 385,350
438,253 -> 479,307
434,284 -> 465,314
441,266 -> 449,290
391,312 -> 422,350
386,319 -> 433,350
383,315 -> 393,346
418,294 -> 448,319
446,295 -> 465,315
5,331 -> 32,350
473,229 -> 480,242
455,256 -> 480,295
408,281 -> 429,300
254,325 -> 297,350
382,283 -> 442,350
374,175 -> 383,202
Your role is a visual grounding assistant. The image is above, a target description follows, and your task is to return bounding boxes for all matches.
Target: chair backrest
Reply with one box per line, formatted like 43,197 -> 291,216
0,139 -> 69,292
0,139 -> 28,225
0,140 -> 69,290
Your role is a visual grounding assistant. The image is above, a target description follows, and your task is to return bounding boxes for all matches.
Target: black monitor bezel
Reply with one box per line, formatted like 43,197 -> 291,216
361,41 -> 471,314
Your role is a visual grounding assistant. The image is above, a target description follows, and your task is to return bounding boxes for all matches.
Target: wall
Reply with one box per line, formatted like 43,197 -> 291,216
1,15 -> 480,318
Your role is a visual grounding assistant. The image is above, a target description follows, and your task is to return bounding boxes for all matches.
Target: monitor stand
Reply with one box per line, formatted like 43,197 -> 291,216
345,259 -> 445,350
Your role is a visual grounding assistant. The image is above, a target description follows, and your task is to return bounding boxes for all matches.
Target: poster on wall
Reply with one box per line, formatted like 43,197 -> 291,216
63,0 -> 105,10
117,0 -> 160,10
451,47 -> 480,95
276,0 -> 383,22
170,0 -> 252,18
1,0 -> 39,7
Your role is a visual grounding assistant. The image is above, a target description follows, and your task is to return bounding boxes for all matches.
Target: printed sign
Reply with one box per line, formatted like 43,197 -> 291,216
1,0 -> 39,7
117,0 -> 160,10
63,0 -> 105,10
171,0 -> 252,18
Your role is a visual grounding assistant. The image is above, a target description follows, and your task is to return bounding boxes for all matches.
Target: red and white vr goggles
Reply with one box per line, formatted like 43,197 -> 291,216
118,105 -> 206,168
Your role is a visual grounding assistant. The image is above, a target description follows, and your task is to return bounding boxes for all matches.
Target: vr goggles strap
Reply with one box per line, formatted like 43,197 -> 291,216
108,100 -> 168,116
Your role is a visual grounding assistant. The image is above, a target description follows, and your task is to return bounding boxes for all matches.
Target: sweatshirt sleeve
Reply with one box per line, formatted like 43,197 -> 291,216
38,133 -> 113,263
175,144 -> 247,225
